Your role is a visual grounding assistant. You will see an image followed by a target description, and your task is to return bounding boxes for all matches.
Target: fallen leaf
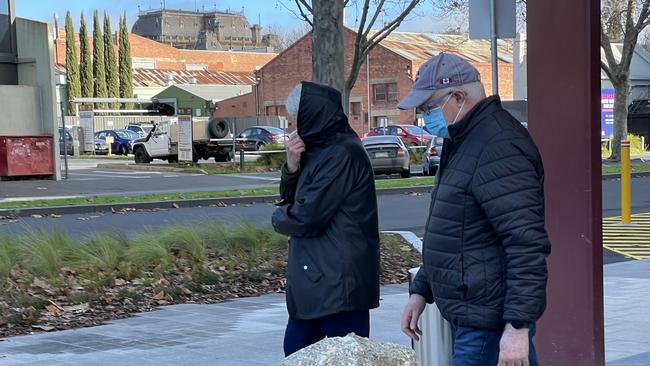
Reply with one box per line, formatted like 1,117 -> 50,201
114,278 -> 126,286
32,325 -> 55,331
50,214 -> 62,218
45,305 -> 61,315
63,303 -> 90,313
181,287 -> 192,295
30,214 -> 43,219
153,291 -> 167,300
132,279 -> 144,285
32,278 -> 51,289
172,203 -> 180,209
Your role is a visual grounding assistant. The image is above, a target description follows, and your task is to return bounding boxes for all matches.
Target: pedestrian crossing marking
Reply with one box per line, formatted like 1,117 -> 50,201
603,213 -> 650,259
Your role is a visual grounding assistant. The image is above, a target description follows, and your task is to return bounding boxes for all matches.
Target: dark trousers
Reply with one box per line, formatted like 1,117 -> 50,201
452,324 -> 538,366
283,310 -> 370,357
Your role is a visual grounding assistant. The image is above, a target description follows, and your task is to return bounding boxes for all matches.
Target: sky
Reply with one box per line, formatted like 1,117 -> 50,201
14,0 -> 453,35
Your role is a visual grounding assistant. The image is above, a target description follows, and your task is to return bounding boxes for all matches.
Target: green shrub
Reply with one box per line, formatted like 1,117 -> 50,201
0,234 -> 20,279
73,234 -> 126,275
159,226 -> 206,263
20,230 -> 74,279
404,142 -> 424,165
256,143 -> 286,168
126,233 -> 174,272
68,291 -> 101,304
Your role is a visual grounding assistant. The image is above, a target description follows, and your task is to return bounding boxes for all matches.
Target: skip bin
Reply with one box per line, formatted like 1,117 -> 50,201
0,136 -> 54,177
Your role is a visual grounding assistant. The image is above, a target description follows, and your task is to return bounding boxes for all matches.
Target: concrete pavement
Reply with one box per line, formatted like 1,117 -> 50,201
1,248 -> 649,365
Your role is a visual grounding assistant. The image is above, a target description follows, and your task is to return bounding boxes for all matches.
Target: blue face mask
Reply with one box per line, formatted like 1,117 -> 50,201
423,108 -> 450,139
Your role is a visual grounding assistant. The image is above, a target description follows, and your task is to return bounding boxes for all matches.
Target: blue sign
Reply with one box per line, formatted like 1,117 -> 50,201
601,88 -> 614,139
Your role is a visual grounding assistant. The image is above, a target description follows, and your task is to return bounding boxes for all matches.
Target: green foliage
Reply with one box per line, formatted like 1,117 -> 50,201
125,233 -> 174,273
64,11 -> 81,116
256,143 -> 287,168
0,234 -> 20,278
404,142 -> 424,165
73,234 -> 126,275
118,14 -> 134,108
92,10 -> 107,108
159,226 -> 206,264
68,291 -> 100,304
103,12 -> 119,109
603,134 -> 648,157
79,12 -> 93,99
20,230 -> 74,279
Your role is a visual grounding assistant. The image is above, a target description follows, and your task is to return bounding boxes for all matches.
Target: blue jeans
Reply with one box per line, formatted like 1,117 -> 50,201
452,324 -> 538,366
283,310 -> 370,357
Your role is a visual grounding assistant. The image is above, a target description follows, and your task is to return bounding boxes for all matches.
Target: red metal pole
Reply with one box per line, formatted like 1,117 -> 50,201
527,0 -> 604,365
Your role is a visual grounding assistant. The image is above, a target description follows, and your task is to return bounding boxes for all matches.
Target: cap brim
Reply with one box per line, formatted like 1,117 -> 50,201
397,89 -> 434,110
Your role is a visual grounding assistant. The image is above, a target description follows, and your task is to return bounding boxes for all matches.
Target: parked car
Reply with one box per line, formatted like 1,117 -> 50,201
364,124 -> 433,146
362,135 -> 410,178
94,130 -> 140,155
94,137 -> 109,154
126,122 -> 155,138
58,127 -> 73,155
422,137 -> 445,176
236,126 -> 289,151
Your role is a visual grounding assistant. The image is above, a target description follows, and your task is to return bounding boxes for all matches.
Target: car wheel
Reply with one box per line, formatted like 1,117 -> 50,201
119,145 -> 128,155
255,141 -> 265,151
134,147 -> 151,164
168,156 -> 178,164
401,168 -> 411,179
423,166 -> 428,176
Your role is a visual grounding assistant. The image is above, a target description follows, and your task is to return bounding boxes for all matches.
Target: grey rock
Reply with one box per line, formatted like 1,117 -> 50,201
277,333 -> 417,366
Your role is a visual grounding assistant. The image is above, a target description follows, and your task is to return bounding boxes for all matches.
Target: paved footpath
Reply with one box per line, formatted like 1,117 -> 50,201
1,261 -> 649,365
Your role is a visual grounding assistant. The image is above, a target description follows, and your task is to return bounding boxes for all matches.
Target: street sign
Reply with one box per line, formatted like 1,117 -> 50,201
178,115 -> 193,162
469,0 -> 516,40
78,105 -> 94,152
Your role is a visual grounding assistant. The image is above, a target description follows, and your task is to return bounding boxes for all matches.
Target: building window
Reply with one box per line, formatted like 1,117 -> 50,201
374,83 -> 398,102
132,59 -> 156,70
374,84 -> 386,102
0,0 -> 11,53
350,102 -> 361,116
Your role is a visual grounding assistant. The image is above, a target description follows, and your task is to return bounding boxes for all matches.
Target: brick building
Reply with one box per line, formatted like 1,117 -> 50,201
214,29 -> 514,134
54,30 -> 277,73
131,8 -> 279,52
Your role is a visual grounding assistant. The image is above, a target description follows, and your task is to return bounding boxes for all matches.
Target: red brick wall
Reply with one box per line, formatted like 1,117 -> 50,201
55,30 -> 276,74
257,29 -> 416,134
213,92 -> 256,118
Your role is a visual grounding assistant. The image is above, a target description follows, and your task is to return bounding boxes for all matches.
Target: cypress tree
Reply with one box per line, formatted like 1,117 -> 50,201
64,11 -> 81,116
118,14 -> 134,109
79,12 -> 93,99
92,10 -> 107,108
104,12 -> 119,110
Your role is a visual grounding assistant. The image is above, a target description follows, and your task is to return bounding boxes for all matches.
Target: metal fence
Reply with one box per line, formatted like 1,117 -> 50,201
61,115 -> 283,136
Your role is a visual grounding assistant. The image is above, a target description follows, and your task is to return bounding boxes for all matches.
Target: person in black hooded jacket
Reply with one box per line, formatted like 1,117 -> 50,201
272,81 -> 380,357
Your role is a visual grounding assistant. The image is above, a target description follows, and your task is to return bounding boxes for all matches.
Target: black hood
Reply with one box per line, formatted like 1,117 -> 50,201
297,81 -> 356,147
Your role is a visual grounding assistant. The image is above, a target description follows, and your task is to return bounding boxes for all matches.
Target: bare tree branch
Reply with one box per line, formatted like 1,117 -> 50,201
601,60 -> 615,82
362,0 -> 386,39
601,19 -> 620,76
354,0 -> 372,57
365,0 -> 420,46
294,0 -> 313,26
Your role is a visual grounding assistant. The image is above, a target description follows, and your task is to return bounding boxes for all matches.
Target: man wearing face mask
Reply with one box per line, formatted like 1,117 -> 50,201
398,53 -> 551,366
272,81 -> 380,357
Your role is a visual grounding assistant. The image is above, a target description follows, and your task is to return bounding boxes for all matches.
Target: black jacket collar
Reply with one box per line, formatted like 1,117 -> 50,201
447,95 -> 502,143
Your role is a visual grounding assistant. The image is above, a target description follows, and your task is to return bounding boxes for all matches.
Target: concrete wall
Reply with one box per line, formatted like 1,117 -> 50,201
0,85 -> 42,135
0,18 -> 59,179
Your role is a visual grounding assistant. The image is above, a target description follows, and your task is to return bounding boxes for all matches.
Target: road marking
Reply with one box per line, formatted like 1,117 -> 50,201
228,174 -> 281,182
603,213 -> 650,260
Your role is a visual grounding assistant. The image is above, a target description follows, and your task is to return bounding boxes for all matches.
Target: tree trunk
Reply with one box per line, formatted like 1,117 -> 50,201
610,77 -> 630,161
312,0 -> 346,112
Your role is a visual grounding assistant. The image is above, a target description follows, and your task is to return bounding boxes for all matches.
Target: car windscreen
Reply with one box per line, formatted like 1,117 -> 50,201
403,125 -> 427,135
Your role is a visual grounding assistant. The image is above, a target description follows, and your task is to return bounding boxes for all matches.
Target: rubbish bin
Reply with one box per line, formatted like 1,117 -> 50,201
0,136 -> 54,177
409,267 -> 453,366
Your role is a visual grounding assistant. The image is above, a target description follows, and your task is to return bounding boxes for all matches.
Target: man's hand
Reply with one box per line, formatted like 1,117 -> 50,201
401,294 -> 426,341
498,323 -> 530,366
286,132 -> 305,173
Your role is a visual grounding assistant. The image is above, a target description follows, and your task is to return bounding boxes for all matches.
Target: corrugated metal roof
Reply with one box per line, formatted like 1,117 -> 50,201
376,31 -> 513,64
159,84 -> 252,101
54,64 -> 256,87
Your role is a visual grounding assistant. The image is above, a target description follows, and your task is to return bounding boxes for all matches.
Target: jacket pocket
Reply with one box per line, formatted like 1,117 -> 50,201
303,264 -> 322,283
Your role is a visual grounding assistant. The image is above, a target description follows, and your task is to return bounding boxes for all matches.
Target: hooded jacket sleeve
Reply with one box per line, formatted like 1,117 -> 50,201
272,151 -> 355,238
471,135 -> 551,325
409,267 -> 434,304
277,163 -> 301,206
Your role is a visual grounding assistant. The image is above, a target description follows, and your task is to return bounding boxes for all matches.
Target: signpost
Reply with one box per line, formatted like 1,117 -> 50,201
78,105 -> 95,153
469,0 -> 516,95
178,114 -> 193,162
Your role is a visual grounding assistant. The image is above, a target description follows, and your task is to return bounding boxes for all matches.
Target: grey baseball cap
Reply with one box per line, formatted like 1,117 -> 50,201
397,53 -> 481,110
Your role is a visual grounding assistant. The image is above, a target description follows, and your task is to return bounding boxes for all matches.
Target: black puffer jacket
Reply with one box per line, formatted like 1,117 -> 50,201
272,82 -> 380,320
410,96 -> 551,330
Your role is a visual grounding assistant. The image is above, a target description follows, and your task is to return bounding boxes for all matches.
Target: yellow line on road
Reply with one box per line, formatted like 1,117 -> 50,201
603,213 -> 650,259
